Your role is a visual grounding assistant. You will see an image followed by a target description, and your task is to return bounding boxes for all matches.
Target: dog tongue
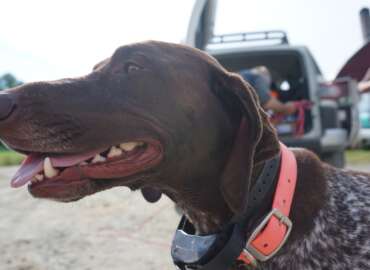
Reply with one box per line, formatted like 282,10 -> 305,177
10,149 -> 104,188
50,149 -> 103,167
11,154 -> 43,188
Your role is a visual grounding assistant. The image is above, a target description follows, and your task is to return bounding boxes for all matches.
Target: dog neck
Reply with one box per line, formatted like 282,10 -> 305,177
174,161 -> 271,235
174,148 -> 327,246
177,202 -> 225,234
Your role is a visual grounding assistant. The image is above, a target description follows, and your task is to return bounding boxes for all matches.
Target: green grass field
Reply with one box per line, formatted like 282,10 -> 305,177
0,150 -> 24,166
345,149 -> 370,164
0,149 -> 369,167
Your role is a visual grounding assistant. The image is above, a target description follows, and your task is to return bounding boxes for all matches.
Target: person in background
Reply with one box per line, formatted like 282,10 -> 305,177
359,68 -> 370,93
239,66 -> 297,115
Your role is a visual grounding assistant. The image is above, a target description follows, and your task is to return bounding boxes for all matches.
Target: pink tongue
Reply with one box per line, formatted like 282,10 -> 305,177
10,149 -> 106,188
11,154 -> 43,188
50,149 -> 104,167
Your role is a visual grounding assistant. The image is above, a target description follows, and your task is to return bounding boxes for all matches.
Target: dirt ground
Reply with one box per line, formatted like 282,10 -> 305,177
0,166 -> 178,270
0,164 -> 369,270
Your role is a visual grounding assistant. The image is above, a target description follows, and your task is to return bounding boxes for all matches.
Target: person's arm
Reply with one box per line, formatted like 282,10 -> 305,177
263,97 -> 296,115
248,75 -> 296,115
359,80 -> 370,93
359,69 -> 370,93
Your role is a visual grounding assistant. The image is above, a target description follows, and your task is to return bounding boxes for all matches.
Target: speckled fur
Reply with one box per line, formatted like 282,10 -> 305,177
239,166 -> 370,270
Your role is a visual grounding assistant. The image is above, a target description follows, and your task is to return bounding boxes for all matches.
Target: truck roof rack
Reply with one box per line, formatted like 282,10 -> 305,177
209,30 -> 289,45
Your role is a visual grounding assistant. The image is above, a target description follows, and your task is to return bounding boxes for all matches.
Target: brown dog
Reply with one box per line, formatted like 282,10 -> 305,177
0,41 -> 369,269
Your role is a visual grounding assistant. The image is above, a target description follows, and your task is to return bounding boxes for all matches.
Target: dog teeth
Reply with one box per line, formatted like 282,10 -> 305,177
35,174 -> 44,181
91,154 -> 106,163
31,142 -> 145,180
119,142 -> 140,151
107,146 -> 123,158
44,157 -> 60,178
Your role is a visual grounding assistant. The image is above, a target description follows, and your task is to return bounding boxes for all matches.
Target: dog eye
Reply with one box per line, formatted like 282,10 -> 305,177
125,63 -> 142,74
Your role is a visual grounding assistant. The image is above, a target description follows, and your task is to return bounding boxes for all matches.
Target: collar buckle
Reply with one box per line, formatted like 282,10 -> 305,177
245,208 -> 292,262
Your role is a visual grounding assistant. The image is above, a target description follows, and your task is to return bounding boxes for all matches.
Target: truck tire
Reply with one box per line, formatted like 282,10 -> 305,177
322,151 -> 346,168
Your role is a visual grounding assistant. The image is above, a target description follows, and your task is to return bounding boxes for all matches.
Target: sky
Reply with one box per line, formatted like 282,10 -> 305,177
0,0 -> 369,82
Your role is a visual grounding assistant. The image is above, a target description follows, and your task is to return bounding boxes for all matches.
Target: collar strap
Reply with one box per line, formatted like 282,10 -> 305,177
242,153 -> 281,221
238,142 -> 297,267
171,143 -> 297,270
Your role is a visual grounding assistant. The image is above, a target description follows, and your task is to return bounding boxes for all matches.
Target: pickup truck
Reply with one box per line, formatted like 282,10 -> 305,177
184,0 -> 361,168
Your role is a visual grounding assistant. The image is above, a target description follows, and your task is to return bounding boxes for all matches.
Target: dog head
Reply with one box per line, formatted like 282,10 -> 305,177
0,41 -> 279,225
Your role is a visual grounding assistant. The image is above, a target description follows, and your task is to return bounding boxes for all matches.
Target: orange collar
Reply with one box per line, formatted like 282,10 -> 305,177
238,143 -> 298,267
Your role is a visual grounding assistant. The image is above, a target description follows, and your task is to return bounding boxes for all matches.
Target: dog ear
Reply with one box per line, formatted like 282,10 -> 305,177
212,70 -> 280,215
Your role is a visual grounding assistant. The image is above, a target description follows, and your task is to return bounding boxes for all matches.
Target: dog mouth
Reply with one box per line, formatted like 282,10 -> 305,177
10,139 -> 163,200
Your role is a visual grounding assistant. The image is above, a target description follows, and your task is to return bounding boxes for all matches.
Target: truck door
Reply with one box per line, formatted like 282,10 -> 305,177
184,0 -> 218,49
329,42 -> 370,146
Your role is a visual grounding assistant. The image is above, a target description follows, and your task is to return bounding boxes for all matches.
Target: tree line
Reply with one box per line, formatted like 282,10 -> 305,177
0,73 -> 23,90
0,73 -> 23,149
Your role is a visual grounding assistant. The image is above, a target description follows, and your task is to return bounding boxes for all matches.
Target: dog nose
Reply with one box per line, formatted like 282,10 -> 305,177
0,93 -> 15,121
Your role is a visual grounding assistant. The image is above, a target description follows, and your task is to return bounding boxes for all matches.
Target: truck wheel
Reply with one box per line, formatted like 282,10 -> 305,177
322,151 -> 346,168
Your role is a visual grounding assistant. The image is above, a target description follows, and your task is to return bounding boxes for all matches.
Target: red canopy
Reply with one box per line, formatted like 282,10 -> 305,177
336,42 -> 370,81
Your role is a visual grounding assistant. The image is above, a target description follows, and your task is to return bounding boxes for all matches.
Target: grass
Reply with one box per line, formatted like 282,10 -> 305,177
0,150 -> 24,166
0,148 -> 368,166
345,149 -> 370,164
